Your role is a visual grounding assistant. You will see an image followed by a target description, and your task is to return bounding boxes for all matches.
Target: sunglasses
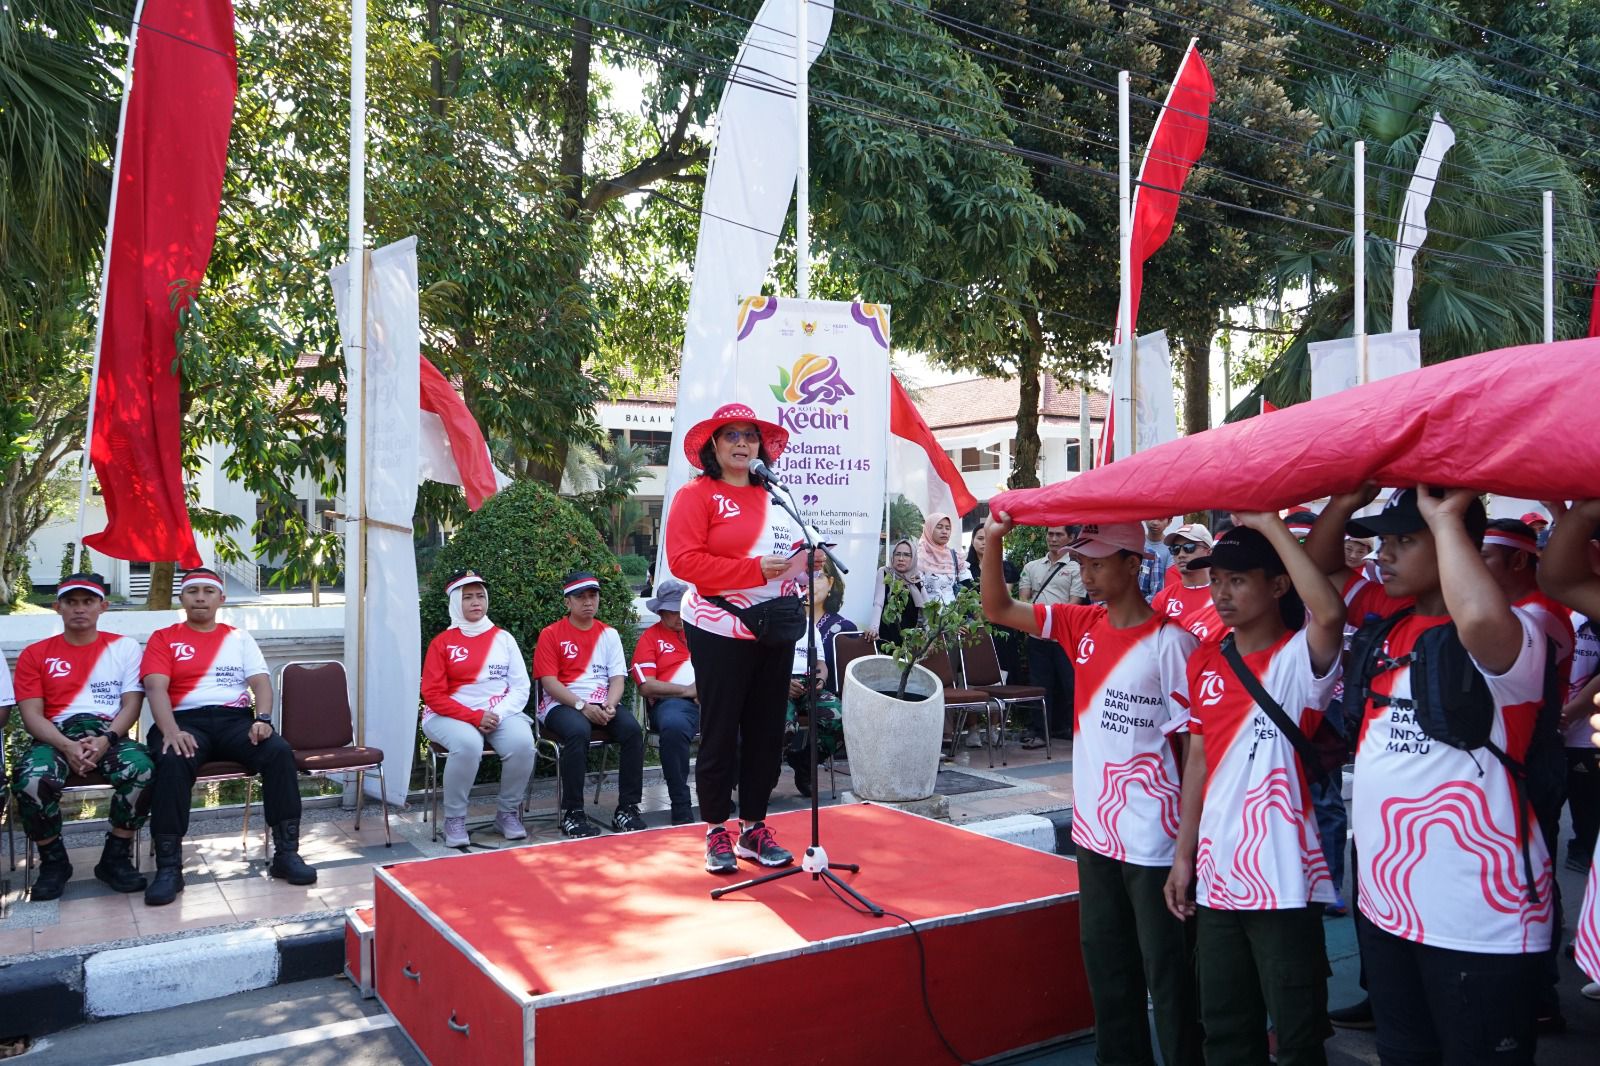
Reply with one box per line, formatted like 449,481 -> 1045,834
1172,542 -> 1205,554
719,429 -> 762,444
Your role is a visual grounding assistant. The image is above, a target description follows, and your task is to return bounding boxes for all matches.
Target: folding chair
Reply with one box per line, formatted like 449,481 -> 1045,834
959,634 -> 1051,765
920,649 -> 1003,768
277,661 -> 391,846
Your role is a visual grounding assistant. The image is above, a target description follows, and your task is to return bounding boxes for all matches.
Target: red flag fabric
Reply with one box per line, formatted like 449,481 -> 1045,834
419,356 -> 500,510
1589,269 -> 1600,338
992,338 -> 1600,525
1261,398 -> 1279,414
84,1 -> 236,569
1126,46 -> 1215,338
890,376 -> 978,517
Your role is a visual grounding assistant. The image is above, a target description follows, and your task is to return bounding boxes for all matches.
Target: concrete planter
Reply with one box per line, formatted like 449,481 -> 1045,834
841,655 -> 944,802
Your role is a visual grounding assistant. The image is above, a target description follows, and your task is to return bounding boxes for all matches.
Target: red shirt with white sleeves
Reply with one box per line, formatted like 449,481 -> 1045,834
421,626 -> 530,727
665,476 -> 800,640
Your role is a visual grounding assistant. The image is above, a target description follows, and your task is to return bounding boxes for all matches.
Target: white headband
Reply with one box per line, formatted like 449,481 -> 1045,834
1483,532 -> 1539,555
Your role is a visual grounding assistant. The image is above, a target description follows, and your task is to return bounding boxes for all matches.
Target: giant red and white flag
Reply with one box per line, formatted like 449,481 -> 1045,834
418,357 -> 506,510
889,376 -> 976,518
83,0 -> 236,569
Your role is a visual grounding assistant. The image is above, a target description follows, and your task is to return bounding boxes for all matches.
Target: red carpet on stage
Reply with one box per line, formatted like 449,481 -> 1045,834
373,804 -> 1090,1064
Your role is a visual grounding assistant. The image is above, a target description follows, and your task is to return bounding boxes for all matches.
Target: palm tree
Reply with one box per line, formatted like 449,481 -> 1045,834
1228,51 -> 1599,418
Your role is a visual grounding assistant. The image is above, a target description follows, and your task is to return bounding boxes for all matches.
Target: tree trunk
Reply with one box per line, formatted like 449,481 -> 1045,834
145,561 -> 175,611
1007,311 -> 1046,490
1181,328 -> 1214,437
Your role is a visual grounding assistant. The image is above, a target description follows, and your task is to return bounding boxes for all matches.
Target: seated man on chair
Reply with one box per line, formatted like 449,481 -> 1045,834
534,572 -> 646,838
633,579 -> 699,826
12,574 -> 153,901
142,568 -> 315,906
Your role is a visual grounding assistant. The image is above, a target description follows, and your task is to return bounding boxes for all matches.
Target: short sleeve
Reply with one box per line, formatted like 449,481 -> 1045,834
1185,650 -> 1209,735
1285,628 -> 1340,732
603,629 -> 628,679
141,630 -> 173,678
1474,608 -> 1547,708
1158,624 -> 1200,734
631,633 -> 658,683
117,638 -> 145,695
2,652 -> 21,704
1033,602 -> 1077,644
532,627 -> 559,679
237,630 -> 269,679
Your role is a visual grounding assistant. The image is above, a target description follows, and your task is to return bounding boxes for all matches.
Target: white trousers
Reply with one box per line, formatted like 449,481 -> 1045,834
422,712 -> 536,819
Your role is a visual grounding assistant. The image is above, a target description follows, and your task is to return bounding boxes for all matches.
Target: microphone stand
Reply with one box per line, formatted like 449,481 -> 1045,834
710,474 -> 883,916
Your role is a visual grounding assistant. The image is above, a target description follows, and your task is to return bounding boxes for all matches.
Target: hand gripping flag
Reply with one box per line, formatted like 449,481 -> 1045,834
84,0 -> 236,570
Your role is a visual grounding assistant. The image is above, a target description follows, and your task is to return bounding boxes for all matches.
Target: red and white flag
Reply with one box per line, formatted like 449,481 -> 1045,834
83,0 -> 237,569
419,357 -> 506,510
889,375 -> 976,518
1261,398 -> 1278,415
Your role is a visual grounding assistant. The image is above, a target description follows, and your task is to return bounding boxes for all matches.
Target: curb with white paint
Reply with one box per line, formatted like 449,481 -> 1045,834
85,928 -> 280,1019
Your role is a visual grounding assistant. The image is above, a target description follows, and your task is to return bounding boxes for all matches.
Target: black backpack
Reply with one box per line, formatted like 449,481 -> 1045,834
1345,608 -> 1564,903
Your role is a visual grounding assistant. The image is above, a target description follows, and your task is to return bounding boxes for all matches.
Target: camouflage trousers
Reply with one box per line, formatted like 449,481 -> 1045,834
11,714 -> 154,840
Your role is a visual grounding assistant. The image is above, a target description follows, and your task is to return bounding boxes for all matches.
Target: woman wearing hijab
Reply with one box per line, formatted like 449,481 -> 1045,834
917,512 -> 970,604
867,538 -> 926,646
420,569 -> 536,848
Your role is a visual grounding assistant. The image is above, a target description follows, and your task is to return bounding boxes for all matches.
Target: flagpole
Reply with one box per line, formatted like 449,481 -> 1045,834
1078,383 -> 1091,473
1543,190 -> 1555,344
347,0 -> 369,751
795,0 -> 810,300
1354,139 -> 1367,385
1118,69 -> 1135,457
75,0 -> 150,564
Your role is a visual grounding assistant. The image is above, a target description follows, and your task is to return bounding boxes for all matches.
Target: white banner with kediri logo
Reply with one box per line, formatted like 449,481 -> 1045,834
733,297 -> 890,631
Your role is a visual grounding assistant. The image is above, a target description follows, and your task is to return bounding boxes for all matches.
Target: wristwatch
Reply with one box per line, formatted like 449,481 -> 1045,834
574,699 -> 587,713
101,729 -> 122,745
254,716 -> 274,730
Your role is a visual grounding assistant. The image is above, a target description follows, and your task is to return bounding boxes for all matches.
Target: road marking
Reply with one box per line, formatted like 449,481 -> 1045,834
103,1014 -> 400,1066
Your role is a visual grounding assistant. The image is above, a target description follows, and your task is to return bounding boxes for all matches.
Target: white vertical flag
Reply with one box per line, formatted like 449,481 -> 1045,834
329,237 -> 421,807
1308,330 -> 1421,400
1392,113 -> 1456,333
657,0 -> 835,580
1110,329 -> 1179,457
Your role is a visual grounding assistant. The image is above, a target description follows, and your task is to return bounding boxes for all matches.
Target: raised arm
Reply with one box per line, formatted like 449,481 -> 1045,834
1304,482 -> 1380,580
1538,499 -> 1600,618
1419,487 -> 1524,675
1235,511 -> 1345,674
981,512 -> 1045,636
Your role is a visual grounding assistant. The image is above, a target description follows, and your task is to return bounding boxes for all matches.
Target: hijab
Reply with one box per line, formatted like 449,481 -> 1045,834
881,537 -> 927,608
448,582 -> 496,637
917,512 -> 960,575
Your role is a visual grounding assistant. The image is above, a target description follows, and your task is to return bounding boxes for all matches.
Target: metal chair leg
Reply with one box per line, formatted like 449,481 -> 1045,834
376,765 -> 393,846
354,769 -> 364,831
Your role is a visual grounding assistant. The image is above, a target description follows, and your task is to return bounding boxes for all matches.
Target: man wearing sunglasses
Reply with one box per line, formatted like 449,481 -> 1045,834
1152,524 -> 1221,644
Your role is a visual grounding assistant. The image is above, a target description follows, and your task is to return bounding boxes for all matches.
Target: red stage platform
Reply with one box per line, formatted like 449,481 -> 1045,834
371,804 -> 1089,1065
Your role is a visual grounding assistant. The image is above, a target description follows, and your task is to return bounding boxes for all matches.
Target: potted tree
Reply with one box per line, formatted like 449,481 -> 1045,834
841,581 -> 991,802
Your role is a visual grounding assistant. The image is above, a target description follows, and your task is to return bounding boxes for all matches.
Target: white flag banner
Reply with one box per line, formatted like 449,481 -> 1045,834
1392,112 -> 1456,334
735,298 -> 890,627
1308,329 -> 1421,400
330,237 -> 421,807
1111,329 -> 1179,458
657,0 -> 835,581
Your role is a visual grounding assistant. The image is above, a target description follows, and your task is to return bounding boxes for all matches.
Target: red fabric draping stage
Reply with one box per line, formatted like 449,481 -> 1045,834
366,805 -> 1089,1064
995,337 -> 1600,525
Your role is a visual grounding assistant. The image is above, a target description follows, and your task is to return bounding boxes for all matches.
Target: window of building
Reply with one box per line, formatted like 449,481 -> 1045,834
629,430 -> 673,466
959,444 -> 1001,472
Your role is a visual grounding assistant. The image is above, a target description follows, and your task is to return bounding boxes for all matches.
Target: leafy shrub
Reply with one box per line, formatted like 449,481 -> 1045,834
420,480 -> 637,658
616,553 -> 649,579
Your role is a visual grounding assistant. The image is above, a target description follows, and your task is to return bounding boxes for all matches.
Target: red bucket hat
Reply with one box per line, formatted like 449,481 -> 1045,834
682,402 -> 789,469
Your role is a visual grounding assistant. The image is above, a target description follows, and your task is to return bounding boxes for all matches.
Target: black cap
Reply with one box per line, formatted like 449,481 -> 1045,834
1346,488 -> 1488,541
1186,527 -> 1286,576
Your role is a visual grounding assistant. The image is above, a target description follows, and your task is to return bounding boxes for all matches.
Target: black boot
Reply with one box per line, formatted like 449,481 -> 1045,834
268,820 -> 318,885
30,838 -> 73,901
144,834 -> 186,906
93,832 -> 147,893
785,746 -> 812,798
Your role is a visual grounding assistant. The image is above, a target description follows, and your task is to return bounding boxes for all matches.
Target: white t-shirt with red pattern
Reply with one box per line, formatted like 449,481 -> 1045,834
14,633 -> 144,724
1576,861 -> 1600,983
1188,629 -> 1340,910
1151,581 -> 1224,644
532,617 -> 627,721
1567,613 -> 1599,747
141,623 -> 268,712
1353,608 -> 1553,953
665,476 -> 801,640
1034,602 -> 1197,866
632,622 -> 695,688
420,626 -> 531,727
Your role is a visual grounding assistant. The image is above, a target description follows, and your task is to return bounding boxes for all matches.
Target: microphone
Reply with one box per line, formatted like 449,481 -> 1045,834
749,458 -> 786,489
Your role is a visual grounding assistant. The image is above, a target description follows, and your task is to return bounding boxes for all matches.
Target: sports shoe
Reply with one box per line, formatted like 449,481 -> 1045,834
964,730 -> 984,749
705,826 -> 738,874
1327,997 -> 1375,1030
559,809 -> 601,839
736,821 -> 794,867
1582,981 -> 1600,1001
495,810 -> 527,840
669,804 -> 695,826
611,805 -> 648,832
442,816 -> 470,848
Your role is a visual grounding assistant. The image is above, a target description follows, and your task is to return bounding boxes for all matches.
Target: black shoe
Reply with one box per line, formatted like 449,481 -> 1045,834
144,834 -> 186,907
1536,1012 -> 1567,1035
735,821 -> 794,867
560,809 -> 601,839
786,748 -> 812,798
611,805 -> 648,832
268,820 -> 318,885
1328,997 -> 1375,1030
705,826 -> 737,874
669,804 -> 695,827
30,838 -> 74,902
93,832 -> 147,893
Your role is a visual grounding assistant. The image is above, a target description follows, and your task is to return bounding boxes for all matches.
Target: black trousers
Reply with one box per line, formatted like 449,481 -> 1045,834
685,623 -> 792,826
1026,636 -> 1074,739
148,706 -> 301,836
1567,746 -> 1600,864
542,703 -> 644,812
1196,905 -> 1330,1066
1357,914 -> 1540,1065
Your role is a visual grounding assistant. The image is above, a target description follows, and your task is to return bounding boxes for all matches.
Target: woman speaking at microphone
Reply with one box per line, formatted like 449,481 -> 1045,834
666,403 -> 806,876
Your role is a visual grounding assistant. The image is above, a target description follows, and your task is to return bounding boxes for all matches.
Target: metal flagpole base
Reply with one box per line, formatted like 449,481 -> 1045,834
710,845 -> 883,916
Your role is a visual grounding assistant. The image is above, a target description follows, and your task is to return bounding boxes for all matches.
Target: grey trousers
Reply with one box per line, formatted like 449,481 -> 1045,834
423,711 -> 536,818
